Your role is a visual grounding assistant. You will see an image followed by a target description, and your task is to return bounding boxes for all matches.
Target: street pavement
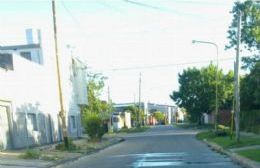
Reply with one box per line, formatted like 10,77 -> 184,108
56,125 -> 241,168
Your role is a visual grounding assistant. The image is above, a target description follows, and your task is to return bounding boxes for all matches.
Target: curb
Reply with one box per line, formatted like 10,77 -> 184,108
203,140 -> 260,168
50,137 -> 125,168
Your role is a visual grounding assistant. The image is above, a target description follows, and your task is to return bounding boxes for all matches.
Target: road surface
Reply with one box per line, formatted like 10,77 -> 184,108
57,125 -> 241,168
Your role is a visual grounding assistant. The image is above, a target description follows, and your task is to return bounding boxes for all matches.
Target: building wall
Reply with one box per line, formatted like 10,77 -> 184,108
112,112 -> 131,131
0,29 -> 87,149
0,54 -> 61,149
59,54 -> 87,138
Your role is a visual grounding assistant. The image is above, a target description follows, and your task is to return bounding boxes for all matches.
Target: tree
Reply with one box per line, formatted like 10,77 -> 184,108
81,72 -> 113,140
170,64 -> 234,124
124,105 -> 144,126
226,1 -> 260,134
153,111 -> 165,123
226,1 -> 260,51
240,57 -> 260,110
226,0 -> 260,110
170,67 -> 204,123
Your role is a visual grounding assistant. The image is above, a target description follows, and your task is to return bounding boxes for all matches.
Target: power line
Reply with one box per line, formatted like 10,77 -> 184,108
95,57 -> 234,72
60,0 -> 92,42
123,0 -> 232,18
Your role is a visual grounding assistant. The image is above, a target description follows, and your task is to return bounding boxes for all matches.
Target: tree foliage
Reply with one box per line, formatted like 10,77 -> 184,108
170,64 -> 234,124
82,73 -> 113,119
124,105 -> 144,126
226,1 -> 260,133
241,58 -> 260,110
153,111 -> 165,122
81,72 -> 113,139
226,0 -> 260,51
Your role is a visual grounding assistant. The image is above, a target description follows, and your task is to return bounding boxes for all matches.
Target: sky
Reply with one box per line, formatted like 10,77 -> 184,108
0,0 -> 238,105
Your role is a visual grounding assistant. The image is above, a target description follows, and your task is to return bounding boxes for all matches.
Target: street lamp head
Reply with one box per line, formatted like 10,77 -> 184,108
192,40 -> 197,44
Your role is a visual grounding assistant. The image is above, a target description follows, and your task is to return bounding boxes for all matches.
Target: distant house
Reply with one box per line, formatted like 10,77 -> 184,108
112,111 -> 131,131
147,103 -> 177,124
203,109 -> 231,126
113,102 -> 178,125
0,29 -> 87,150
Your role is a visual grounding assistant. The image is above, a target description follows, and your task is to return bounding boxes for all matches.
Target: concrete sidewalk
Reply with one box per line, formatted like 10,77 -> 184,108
0,157 -> 52,168
0,134 -> 124,168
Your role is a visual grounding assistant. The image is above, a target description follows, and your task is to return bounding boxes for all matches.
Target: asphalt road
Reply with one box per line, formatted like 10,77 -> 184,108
57,125 -> 241,168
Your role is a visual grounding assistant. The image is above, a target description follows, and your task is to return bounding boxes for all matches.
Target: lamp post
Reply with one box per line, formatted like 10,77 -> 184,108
192,40 -> 219,130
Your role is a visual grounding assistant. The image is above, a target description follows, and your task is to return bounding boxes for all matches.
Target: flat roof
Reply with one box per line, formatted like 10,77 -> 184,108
0,44 -> 40,50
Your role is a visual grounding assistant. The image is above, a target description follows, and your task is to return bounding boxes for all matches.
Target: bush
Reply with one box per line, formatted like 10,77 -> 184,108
83,113 -> 105,141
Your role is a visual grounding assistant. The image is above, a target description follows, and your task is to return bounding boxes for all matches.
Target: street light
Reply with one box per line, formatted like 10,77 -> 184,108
192,40 -> 219,131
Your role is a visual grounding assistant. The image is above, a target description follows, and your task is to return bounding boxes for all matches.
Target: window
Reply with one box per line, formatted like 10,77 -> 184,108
0,53 -> 13,70
70,116 -> 76,129
71,59 -> 77,77
20,52 -> 31,61
113,117 -> 119,122
27,113 -> 37,131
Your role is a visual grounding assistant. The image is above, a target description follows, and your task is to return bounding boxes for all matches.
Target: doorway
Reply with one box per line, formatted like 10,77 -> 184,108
0,104 -> 12,150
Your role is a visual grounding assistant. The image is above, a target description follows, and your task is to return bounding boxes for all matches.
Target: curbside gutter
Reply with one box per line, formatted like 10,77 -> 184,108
50,137 -> 125,168
203,139 -> 260,168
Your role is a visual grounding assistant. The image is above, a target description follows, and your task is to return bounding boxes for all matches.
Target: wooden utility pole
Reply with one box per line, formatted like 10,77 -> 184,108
235,10 -> 241,142
107,86 -> 113,133
107,86 -> 111,102
52,0 -> 69,148
138,72 -> 142,127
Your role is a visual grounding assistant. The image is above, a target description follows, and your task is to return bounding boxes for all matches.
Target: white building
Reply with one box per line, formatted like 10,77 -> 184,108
113,102 -> 178,125
0,29 -> 87,150
112,112 -> 131,131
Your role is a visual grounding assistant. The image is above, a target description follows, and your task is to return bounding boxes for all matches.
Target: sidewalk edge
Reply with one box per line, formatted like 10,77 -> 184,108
50,137 -> 125,168
203,139 -> 260,168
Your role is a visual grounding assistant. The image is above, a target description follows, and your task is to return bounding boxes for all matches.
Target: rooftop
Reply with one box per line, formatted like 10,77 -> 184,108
0,44 -> 40,51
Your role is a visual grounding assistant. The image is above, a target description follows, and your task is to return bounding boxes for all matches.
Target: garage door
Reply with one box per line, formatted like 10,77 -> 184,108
0,105 -> 11,150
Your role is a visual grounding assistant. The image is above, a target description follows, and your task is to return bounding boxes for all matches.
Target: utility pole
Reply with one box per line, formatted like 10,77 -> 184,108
138,72 -> 142,127
231,62 -> 236,140
107,86 -> 113,133
52,0 -> 69,148
235,10 -> 241,142
107,86 -> 111,102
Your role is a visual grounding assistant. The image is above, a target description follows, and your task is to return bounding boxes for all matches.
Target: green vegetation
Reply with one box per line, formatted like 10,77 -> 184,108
175,123 -> 214,130
226,1 -> 260,51
83,113 -> 105,141
226,0 -> 260,134
196,131 -> 216,140
197,131 -> 260,149
81,73 -> 113,141
19,149 -> 41,159
241,110 -> 260,134
237,149 -> 260,162
152,111 -> 165,123
118,126 -> 149,133
170,64 -> 234,124
55,138 -> 80,151
171,1 -> 260,131
124,105 -> 145,127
